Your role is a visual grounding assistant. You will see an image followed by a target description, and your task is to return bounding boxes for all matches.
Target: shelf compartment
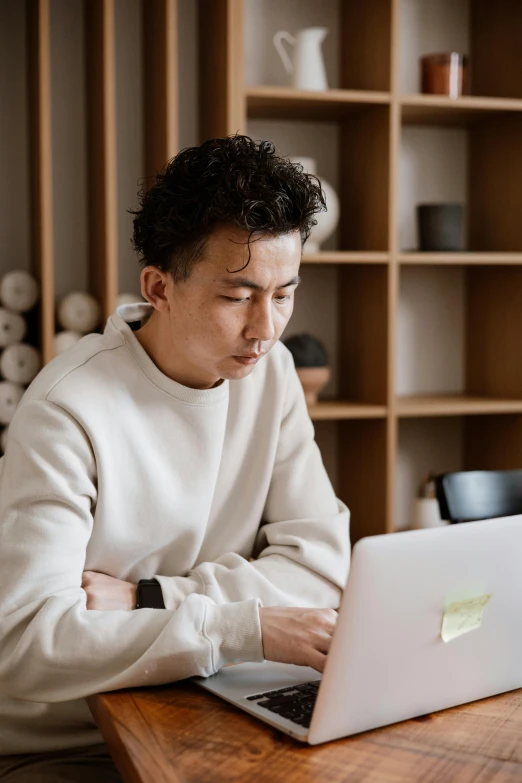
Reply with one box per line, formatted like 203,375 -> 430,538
401,95 -> 522,127
395,417 -> 463,531
308,401 -> 387,421
398,253 -> 522,265
399,115 -> 522,254
246,86 -> 390,121
303,252 -> 389,264
397,395 -> 522,418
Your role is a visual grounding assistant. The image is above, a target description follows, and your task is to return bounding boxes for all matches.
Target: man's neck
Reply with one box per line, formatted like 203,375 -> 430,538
134,312 -> 222,390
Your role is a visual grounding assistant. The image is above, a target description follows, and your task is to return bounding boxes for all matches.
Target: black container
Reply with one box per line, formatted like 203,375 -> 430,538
417,204 -> 465,251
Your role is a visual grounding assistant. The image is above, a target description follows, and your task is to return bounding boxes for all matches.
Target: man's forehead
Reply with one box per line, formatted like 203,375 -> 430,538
217,274 -> 302,291
206,226 -> 301,257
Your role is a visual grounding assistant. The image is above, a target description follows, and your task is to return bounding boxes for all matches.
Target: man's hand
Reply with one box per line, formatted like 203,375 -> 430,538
259,607 -> 337,673
82,571 -> 137,611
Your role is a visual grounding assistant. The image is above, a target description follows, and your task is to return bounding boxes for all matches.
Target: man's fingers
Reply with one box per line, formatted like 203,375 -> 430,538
308,649 -> 327,673
314,631 -> 334,655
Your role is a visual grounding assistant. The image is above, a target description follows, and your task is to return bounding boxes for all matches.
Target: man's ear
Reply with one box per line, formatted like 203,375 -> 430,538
140,266 -> 171,312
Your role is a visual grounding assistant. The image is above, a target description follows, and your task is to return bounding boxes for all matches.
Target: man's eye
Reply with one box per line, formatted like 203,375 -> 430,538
275,295 -> 291,303
224,296 -> 248,303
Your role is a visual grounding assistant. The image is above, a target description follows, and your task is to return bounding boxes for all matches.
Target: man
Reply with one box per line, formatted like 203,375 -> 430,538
0,136 -> 350,780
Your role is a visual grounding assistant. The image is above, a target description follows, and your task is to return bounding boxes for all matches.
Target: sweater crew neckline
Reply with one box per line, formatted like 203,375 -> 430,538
108,304 -> 229,406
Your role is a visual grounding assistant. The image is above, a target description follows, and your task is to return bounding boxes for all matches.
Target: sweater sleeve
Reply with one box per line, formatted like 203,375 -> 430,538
0,400 -> 264,703
156,356 -> 351,612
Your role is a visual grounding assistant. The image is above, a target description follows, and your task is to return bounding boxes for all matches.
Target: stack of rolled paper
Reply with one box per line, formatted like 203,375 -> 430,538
0,270 -> 42,454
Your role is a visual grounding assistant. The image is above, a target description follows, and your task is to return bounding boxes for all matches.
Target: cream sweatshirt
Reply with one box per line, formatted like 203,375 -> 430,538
0,304 -> 350,754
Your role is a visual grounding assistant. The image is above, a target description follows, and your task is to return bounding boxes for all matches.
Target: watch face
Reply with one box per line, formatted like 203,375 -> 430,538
139,581 -> 164,609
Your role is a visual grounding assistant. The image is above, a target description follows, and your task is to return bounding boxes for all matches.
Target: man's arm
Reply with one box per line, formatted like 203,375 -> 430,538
0,400 -> 264,703
154,353 -> 351,612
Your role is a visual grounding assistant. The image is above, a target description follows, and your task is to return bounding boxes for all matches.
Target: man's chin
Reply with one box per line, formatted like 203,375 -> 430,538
219,358 -> 258,380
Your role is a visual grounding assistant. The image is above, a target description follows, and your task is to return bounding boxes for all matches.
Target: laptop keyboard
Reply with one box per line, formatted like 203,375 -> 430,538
245,680 -> 321,728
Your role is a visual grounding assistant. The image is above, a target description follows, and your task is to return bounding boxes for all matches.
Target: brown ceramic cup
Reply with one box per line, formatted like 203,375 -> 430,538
421,53 -> 468,97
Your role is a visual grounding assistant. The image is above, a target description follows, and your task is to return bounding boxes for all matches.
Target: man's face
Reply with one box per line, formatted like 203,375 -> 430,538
161,225 -> 302,388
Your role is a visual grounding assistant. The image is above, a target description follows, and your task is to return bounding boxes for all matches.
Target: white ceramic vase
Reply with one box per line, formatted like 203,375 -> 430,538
412,498 -> 449,529
291,157 -> 339,253
273,27 -> 328,91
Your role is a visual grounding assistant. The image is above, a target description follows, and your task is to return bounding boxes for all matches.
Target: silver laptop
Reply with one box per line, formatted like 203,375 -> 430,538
194,515 -> 522,745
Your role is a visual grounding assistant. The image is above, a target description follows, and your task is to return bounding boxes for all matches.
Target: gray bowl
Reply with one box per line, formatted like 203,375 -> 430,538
417,204 -> 465,251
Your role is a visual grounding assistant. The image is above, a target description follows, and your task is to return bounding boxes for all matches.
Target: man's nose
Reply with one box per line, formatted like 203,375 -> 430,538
244,302 -> 276,343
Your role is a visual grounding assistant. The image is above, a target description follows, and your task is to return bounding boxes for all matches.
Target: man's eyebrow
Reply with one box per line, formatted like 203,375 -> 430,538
219,275 -> 302,291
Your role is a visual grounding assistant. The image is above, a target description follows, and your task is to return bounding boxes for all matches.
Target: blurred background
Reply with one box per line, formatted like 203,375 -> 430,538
1,0 -> 522,542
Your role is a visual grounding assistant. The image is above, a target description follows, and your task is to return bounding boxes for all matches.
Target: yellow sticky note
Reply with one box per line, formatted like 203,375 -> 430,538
441,594 -> 492,643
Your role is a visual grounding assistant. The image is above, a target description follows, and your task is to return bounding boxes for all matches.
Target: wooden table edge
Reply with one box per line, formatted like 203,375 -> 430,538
87,692 -> 184,783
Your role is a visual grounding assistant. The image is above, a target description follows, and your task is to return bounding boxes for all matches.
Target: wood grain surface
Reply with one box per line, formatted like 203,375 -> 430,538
88,682 -> 522,783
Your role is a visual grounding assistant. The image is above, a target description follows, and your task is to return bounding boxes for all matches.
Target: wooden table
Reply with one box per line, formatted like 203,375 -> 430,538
87,683 -> 522,783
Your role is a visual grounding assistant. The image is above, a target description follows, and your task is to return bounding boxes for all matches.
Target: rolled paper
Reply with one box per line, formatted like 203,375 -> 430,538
117,292 -> 143,308
57,291 -> 101,334
0,381 -> 24,425
0,270 -> 40,313
0,425 -> 8,453
0,343 -> 42,385
0,307 -> 27,348
54,330 -> 82,356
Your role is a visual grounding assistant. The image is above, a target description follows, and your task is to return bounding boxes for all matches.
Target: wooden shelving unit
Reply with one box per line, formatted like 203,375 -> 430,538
9,0 -> 522,540
199,0 -> 522,541
20,0 -> 179,362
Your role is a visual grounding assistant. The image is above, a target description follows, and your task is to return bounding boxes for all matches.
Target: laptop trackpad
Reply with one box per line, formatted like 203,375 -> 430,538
193,661 -> 321,701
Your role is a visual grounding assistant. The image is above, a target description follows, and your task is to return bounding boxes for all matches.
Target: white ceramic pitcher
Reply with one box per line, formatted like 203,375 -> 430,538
273,27 -> 328,92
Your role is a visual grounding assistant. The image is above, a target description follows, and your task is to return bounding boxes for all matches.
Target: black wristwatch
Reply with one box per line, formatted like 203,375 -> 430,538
136,578 -> 166,609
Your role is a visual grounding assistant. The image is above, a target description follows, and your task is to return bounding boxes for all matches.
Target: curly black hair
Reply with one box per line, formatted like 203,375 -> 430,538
130,135 -> 326,282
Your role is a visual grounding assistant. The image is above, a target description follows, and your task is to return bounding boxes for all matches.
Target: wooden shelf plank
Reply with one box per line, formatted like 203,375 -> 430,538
308,401 -> 387,421
27,0 -> 55,365
302,252 -> 389,264
397,395 -> 522,418
246,85 -> 390,121
399,252 -> 522,265
401,94 -> 522,126
85,0 -> 118,324
143,0 -> 178,179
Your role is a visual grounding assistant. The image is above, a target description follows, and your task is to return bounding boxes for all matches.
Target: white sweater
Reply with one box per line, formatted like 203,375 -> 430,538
0,304 -> 350,754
